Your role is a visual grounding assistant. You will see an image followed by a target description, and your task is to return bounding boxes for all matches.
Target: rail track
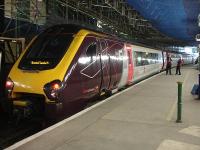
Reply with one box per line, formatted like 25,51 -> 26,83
0,98 -> 103,149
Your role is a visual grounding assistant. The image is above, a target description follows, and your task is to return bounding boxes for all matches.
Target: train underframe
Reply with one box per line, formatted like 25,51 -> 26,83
3,93 -> 62,121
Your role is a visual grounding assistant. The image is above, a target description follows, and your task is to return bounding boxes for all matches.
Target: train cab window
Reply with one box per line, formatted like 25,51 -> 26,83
18,27 -> 75,70
86,43 -> 97,58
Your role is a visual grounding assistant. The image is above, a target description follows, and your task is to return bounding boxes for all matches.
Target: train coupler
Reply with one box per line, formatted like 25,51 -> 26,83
12,100 -> 32,122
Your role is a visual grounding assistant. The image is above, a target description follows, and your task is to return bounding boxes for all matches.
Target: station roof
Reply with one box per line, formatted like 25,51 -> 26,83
127,0 -> 200,45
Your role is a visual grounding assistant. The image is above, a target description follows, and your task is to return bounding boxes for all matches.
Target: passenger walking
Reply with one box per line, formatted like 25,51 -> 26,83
166,56 -> 172,75
176,57 -> 183,75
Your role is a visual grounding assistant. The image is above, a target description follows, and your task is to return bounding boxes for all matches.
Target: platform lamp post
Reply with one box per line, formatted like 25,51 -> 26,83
198,44 -> 200,71
197,14 -> 200,99
176,81 -> 183,123
197,14 -> 200,71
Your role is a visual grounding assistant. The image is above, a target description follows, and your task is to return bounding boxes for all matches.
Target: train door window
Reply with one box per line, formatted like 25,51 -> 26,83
86,42 -> 97,60
100,40 -> 107,51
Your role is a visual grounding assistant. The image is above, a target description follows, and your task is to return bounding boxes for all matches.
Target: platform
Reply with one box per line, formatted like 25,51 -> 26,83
6,65 -> 200,150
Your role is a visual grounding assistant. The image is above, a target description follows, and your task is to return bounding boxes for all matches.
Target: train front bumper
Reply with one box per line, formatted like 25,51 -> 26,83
10,98 -> 63,118
45,102 -> 63,117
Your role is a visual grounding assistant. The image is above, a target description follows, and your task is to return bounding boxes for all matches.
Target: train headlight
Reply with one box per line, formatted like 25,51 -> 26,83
43,80 -> 62,100
5,78 -> 14,97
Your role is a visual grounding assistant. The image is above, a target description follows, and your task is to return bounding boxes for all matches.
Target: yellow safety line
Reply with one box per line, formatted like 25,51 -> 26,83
166,70 -> 190,121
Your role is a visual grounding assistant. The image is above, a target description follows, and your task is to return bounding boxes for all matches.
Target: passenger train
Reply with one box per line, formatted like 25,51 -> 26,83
5,24 -> 193,118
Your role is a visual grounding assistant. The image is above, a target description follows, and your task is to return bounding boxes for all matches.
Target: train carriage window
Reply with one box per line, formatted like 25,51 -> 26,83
135,51 -> 143,66
145,52 -> 150,65
155,53 -> 158,63
154,54 -> 158,63
152,53 -> 155,64
154,53 -> 158,63
86,42 -> 97,59
152,53 -> 156,64
141,52 -> 146,65
135,51 -> 160,66
149,53 -> 154,64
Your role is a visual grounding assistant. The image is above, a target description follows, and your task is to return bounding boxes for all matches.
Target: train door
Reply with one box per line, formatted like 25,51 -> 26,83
126,44 -> 134,84
161,51 -> 165,70
99,39 -> 110,93
79,36 -> 102,98
118,44 -> 128,88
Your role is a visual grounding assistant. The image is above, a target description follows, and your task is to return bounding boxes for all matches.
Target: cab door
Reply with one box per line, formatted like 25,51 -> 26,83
79,36 -> 102,98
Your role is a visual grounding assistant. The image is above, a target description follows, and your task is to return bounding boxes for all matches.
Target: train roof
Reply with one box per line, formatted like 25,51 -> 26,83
45,24 -> 111,37
43,24 -> 181,53
44,24 -> 83,34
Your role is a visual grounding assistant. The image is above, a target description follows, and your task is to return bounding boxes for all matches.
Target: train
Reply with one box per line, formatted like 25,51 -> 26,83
4,24 -> 193,118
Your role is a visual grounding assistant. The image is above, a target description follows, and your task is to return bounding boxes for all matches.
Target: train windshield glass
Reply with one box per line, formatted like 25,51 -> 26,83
18,27 -> 75,70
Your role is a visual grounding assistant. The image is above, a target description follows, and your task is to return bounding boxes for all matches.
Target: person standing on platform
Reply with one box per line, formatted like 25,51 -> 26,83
176,57 -> 183,75
166,55 -> 172,75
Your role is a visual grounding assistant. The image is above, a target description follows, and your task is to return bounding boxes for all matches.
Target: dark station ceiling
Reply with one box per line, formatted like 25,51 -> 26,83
2,0 -> 200,49
45,0 -> 191,48
127,0 -> 200,46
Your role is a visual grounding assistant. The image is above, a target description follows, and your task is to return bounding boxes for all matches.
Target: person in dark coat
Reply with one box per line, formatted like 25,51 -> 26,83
176,57 -> 183,75
166,56 -> 172,75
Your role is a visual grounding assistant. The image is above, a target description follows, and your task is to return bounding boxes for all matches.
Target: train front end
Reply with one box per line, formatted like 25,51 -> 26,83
5,25 -> 85,118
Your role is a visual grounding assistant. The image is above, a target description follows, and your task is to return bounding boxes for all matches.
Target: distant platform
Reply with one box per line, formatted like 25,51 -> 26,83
6,65 -> 200,150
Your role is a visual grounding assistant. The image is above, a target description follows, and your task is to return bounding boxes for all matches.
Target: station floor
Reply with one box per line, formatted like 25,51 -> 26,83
6,65 -> 200,150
